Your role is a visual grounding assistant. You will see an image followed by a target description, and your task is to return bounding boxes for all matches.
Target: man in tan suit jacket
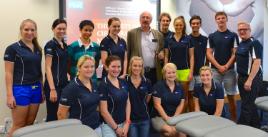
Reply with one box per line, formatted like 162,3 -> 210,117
127,11 -> 165,84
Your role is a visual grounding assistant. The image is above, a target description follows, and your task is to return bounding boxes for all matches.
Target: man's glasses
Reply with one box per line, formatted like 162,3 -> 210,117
238,28 -> 249,32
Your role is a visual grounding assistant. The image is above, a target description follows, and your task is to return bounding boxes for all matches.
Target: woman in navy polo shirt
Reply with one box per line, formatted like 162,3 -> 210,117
57,55 -> 102,136
68,20 -> 100,81
193,66 -> 224,116
44,19 -> 68,122
100,17 -> 128,79
99,55 -> 130,137
4,19 -> 43,137
152,63 -> 185,137
126,56 -> 152,137
164,16 -> 194,112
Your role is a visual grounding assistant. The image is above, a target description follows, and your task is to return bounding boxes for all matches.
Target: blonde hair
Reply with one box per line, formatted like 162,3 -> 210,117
20,19 -> 42,54
199,66 -> 213,75
237,21 -> 250,28
76,55 -> 95,76
162,63 -> 177,79
128,56 -> 144,76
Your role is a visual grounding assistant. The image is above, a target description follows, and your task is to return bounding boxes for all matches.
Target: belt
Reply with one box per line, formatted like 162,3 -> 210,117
144,67 -> 156,72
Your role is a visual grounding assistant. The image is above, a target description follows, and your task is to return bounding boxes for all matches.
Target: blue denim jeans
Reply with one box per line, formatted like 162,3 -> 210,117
128,120 -> 150,137
101,123 -> 124,137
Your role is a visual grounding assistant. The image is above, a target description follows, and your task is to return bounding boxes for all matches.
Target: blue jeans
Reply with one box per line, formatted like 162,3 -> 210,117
129,120 -> 150,137
101,123 -> 124,137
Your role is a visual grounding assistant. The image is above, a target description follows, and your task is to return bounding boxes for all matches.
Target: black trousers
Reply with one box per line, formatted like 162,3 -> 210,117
144,68 -> 157,118
45,88 -> 62,122
144,68 -> 157,85
238,75 -> 262,128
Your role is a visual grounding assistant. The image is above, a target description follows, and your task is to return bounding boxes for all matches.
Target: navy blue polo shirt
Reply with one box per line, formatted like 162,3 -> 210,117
208,29 -> 239,69
161,30 -> 173,40
193,81 -> 224,115
59,77 -> 101,129
190,34 -> 208,76
99,77 -> 129,124
126,76 -> 152,122
100,35 -> 127,64
44,38 -> 68,89
152,80 -> 185,117
236,38 -> 263,76
164,34 -> 193,69
4,40 -> 42,85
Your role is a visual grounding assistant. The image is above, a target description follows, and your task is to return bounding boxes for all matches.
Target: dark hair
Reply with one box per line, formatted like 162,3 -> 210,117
174,16 -> 186,36
215,12 -> 227,19
52,19 -> 67,29
108,17 -> 120,27
159,12 -> 171,22
105,55 -> 121,67
79,20 -> 94,30
189,15 -> 202,25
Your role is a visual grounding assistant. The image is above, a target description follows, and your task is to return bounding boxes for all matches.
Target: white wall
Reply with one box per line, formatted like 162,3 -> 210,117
160,0 -> 176,31
0,0 -> 59,125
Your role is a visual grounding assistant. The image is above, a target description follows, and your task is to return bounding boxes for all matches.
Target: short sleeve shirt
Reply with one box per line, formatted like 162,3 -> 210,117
152,80 -> 185,116
44,38 -> 68,88
126,75 -> 152,122
208,30 -> 239,69
164,34 -> 193,69
193,81 -> 224,115
60,77 -> 101,129
4,40 -> 42,85
236,38 -> 263,76
189,34 -> 208,75
67,40 -> 100,80
99,77 -> 129,124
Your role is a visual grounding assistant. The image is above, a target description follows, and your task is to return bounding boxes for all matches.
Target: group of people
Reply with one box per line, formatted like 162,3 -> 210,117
4,10 -> 263,137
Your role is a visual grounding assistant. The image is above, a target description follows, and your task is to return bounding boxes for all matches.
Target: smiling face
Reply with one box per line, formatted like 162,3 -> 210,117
165,67 -> 177,82
174,18 -> 184,34
53,23 -> 67,40
131,59 -> 143,76
190,19 -> 201,33
107,60 -> 121,78
78,58 -> 95,79
200,70 -> 213,85
109,20 -> 121,36
238,23 -> 251,41
20,21 -> 37,42
80,25 -> 94,40
160,16 -> 171,31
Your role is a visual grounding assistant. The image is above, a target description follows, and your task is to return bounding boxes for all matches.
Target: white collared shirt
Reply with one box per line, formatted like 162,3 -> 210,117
141,30 -> 157,68
78,39 -> 94,50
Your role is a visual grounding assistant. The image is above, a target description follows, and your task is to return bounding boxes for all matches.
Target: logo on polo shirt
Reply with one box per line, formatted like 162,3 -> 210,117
93,89 -> 96,93
61,98 -> 68,102
4,54 -> 9,58
46,48 -> 52,52
224,36 -> 229,39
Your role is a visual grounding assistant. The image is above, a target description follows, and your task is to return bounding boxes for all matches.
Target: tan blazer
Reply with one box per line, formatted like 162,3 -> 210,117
127,27 -> 164,80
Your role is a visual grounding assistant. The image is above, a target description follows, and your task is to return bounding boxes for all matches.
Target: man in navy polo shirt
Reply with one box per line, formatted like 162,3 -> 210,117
159,12 -> 173,39
206,11 -> 238,121
188,15 -> 208,112
236,21 -> 263,128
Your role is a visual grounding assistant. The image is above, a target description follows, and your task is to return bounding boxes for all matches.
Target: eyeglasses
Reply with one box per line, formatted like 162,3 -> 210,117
238,28 -> 249,32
